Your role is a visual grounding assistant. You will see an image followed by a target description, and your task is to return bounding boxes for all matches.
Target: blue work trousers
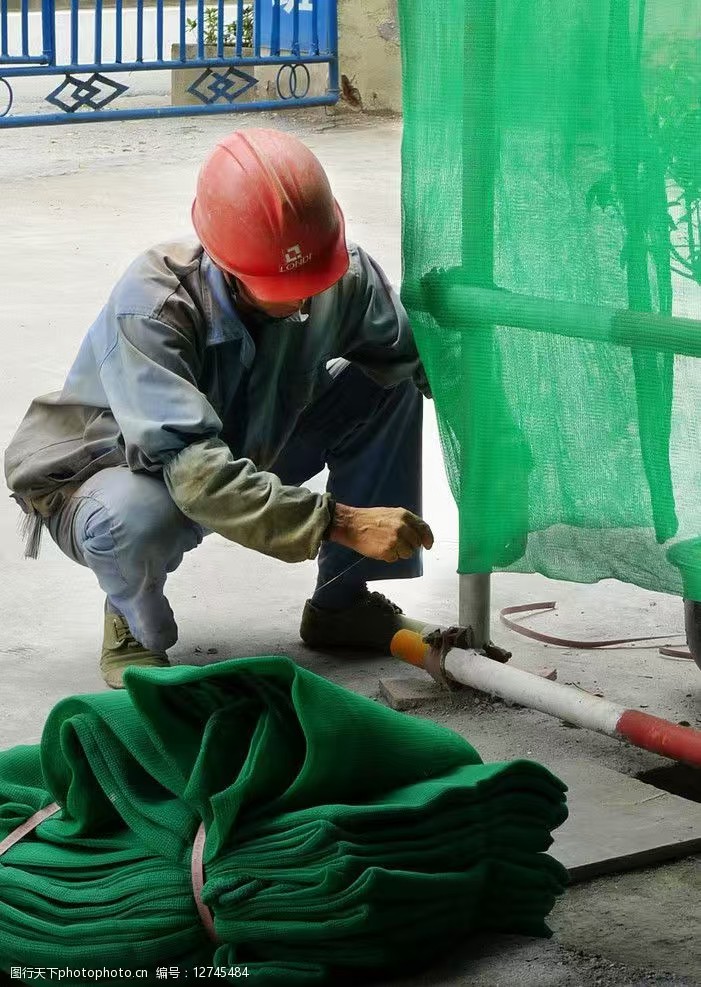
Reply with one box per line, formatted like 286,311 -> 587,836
46,364 -> 423,651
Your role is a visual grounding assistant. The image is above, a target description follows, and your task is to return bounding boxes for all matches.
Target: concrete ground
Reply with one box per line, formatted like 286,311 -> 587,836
1,110 -> 699,986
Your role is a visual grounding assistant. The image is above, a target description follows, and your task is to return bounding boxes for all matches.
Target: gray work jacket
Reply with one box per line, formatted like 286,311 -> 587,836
4,239 -> 424,563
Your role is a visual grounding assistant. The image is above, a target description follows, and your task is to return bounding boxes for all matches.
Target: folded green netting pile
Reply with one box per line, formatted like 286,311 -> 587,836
398,0 -> 701,598
0,657 -> 568,984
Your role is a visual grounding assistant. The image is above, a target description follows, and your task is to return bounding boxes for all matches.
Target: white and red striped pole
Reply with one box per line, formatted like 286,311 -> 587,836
390,630 -> 701,767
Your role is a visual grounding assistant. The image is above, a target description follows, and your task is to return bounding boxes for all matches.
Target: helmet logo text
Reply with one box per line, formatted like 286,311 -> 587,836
281,243 -> 312,272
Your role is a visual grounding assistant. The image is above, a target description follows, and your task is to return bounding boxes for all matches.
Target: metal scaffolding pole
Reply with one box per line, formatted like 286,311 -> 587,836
458,0 -> 497,645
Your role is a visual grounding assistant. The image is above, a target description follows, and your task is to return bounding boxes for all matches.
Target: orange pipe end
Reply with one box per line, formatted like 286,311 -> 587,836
390,629 -> 429,668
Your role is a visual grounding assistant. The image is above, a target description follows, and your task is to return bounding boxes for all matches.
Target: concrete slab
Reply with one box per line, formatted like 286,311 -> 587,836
549,760 -> 701,881
379,675 -> 446,710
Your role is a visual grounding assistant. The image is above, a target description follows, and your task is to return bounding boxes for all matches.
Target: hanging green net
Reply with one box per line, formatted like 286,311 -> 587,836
0,658 -> 568,984
398,0 -> 701,599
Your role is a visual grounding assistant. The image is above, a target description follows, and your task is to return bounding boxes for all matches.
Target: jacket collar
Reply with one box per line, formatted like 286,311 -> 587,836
200,251 -> 255,364
200,248 -> 316,360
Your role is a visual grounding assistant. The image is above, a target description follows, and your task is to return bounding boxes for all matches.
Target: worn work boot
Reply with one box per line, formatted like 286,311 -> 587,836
101,607 -> 170,689
299,591 -> 430,654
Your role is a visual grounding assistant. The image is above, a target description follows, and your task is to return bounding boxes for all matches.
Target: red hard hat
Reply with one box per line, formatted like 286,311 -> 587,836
192,128 -> 350,301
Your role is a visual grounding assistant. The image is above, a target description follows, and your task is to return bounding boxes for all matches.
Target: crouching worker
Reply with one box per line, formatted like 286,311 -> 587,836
4,128 -> 434,689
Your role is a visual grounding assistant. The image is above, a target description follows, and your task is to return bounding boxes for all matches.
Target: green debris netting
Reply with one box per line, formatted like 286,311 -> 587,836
0,658 -> 568,984
398,0 -> 701,598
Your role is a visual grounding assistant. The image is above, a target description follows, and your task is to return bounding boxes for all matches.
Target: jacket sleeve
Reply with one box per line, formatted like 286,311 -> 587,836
98,314 -> 333,562
337,246 -> 431,396
163,437 -> 332,563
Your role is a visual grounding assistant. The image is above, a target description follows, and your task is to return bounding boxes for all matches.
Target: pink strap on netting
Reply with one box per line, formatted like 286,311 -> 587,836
0,802 -> 61,858
191,821 -> 217,943
0,805 -> 217,942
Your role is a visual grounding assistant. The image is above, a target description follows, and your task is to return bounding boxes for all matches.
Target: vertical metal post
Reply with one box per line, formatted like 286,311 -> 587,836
136,0 -> 144,61
156,0 -> 164,62
271,0 -> 280,56
178,0 -> 186,60
462,1 -> 495,281
1,0 -> 8,59
458,0 -> 497,646
326,0 -> 339,96
459,573 -> 491,644
70,0 -> 79,64
94,0 -> 102,63
310,0 -> 318,55
41,0 -> 56,63
254,0 -> 261,57
292,0 -> 300,56
115,0 -> 122,62
20,0 -> 29,58
196,0 -> 204,59
235,0 -> 243,56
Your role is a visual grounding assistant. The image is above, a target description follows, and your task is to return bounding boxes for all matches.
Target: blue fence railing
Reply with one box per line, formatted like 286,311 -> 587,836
0,0 -> 339,127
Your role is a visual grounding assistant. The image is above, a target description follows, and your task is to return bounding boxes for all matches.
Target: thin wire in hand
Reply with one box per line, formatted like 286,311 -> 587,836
315,558 -> 366,592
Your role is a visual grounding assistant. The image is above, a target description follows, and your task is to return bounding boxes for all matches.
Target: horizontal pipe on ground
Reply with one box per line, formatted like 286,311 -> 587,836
390,629 -> 701,767
404,281 -> 701,359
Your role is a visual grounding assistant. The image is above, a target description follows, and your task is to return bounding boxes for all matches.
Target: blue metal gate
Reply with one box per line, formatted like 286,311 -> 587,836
0,0 -> 338,127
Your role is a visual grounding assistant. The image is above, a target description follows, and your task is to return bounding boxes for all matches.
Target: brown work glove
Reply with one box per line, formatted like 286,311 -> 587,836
327,503 -> 434,562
